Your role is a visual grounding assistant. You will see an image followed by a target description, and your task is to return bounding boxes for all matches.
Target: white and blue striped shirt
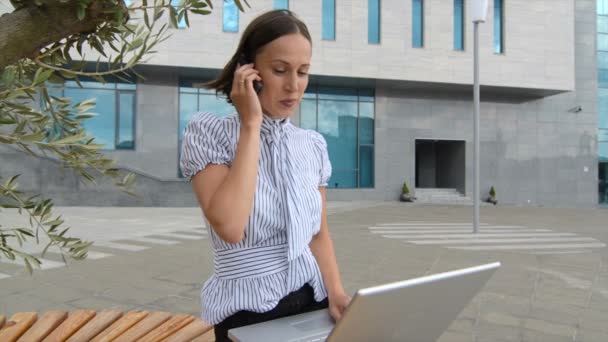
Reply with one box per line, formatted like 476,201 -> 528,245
180,111 -> 331,325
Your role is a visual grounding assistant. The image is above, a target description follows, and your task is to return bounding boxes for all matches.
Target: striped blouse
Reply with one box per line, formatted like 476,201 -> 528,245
180,111 -> 331,325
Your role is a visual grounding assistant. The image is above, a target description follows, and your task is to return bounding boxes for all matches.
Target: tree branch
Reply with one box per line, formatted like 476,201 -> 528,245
0,1 -> 123,69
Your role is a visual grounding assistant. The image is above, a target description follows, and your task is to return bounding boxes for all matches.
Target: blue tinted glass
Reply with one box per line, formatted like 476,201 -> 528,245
274,0 -> 289,9
599,34 -> 608,51
179,93 -> 198,141
600,0 -> 608,15
599,52 -> 608,69
199,94 -> 235,118
329,170 -> 357,188
599,16 -> 608,33
359,145 -> 374,187
67,88 -> 116,149
359,102 -> 374,145
368,0 -> 380,44
171,0 -> 187,28
116,83 -> 136,90
322,0 -> 336,40
118,92 -> 134,149
454,0 -> 464,50
300,99 -> 317,130
494,0 -> 503,53
600,69 -> 608,88
412,0 -> 423,47
68,81 -> 115,89
318,100 -> 357,180
223,0 -> 239,32
600,141 -> 608,160
359,88 -> 375,102
600,89 -> 608,129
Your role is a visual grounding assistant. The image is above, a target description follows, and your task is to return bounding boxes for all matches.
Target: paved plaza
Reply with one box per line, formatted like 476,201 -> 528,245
1,202 -> 607,341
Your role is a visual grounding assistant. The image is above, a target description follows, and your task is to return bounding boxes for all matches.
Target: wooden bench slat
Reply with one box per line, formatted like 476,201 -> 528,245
17,311 -> 68,342
0,312 -> 38,342
112,311 -> 171,342
66,310 -> 123,342
162,319 -> 214,342
189,328 -> 216,342
90,310 -> 149,342
135,314 -> 194,342
42,310 -> 96,342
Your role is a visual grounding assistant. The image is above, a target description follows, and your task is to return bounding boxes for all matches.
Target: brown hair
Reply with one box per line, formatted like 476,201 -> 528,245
203,9 -> 312,103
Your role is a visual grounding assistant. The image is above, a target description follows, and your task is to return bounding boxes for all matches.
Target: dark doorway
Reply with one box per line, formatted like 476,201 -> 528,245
415,139 -> 465,193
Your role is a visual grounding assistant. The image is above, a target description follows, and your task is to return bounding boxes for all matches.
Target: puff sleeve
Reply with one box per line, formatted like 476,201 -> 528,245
179,112 -> 232,179
311,132 -> 332,187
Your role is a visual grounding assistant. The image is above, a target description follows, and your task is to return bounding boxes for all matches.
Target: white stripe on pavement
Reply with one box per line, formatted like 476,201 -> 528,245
153,233 -> 205,240
369,225 -> 527,230
450,243 -> 606,251
129,237 -> 180,245
93,241 -> 149,251
0,272 -> 12,279
378,223 -> 488,226
408,237 -> 598,245
1,257 -> 65,270
371,229 -> 550,234
383,233 -> 577,239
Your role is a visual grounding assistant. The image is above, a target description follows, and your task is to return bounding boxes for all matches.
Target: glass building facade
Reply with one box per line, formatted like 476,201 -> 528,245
494,0 -> 504,54
50,81 -> 136,150
223,0 -> 239,32
412,0 -> 424,47
454,0 -> 464,50
322,0 -> 336,40
274,0 -> 289,9
300,87 -> 375,189
368,0 -> 380,44
598,0 -> 608,204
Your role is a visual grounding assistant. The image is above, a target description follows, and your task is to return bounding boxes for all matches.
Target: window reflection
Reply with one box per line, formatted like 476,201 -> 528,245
300,87 -> 375,188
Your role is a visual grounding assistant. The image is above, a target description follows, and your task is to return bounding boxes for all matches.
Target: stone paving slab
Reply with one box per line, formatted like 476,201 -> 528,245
0,202 -> 606,341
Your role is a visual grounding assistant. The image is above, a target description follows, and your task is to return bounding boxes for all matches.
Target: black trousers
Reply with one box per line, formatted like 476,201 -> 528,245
214,284 -> 329,342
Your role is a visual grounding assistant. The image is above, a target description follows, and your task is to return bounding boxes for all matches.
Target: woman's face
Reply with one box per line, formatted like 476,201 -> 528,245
254,33 -> 312,118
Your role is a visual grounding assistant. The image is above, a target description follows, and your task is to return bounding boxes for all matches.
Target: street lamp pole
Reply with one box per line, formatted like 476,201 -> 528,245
471,0 -> 488,234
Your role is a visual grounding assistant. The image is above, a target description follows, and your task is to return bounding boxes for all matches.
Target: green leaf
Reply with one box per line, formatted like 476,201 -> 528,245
169,6 -> 178,28
77,5 -> 85,21
33,69 -> 54,86
191,9 -> 211,15
0,117 -> 17,125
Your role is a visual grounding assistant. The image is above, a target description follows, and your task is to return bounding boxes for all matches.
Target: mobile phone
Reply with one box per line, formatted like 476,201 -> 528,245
238,54 -> 263,94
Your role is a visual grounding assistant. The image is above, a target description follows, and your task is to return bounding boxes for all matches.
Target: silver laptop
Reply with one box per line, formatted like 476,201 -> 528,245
228,262 -> 500,342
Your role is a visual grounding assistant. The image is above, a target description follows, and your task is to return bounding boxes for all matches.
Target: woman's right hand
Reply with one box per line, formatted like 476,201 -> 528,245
231,62 -> 263,128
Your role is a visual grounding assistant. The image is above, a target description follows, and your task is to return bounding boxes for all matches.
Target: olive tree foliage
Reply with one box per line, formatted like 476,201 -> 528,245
0,0 -> 249,273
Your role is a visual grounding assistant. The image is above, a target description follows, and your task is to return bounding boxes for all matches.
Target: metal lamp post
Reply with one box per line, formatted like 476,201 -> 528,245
471,0 -> 489,233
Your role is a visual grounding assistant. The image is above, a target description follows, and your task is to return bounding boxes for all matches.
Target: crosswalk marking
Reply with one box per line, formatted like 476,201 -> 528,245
93,241 -> 149,251
152,233 -> 205,240
0,272 -> 12,279
369,222 -> 606,254
2,257 -> 65,270
128,236 -> 181,245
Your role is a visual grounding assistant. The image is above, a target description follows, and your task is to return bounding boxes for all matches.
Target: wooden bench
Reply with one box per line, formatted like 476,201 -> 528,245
0,310 -> 215,342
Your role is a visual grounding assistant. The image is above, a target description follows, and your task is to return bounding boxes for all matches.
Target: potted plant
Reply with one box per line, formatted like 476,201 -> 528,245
400,182 -> 414,202
486,186 -> 497,205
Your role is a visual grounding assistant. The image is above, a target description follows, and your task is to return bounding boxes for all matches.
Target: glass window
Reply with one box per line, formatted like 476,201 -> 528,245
368,0 -> 380,44
59,81 -> 135,150
322,0 -> 336,40
454,0 -> 464,50
299,87 -> 375,188
599,52 -> 608,69
274,0 -> 289,9
300,99 -> 317,130
599,15 -> 608,34
494,0 -> 504,54
599,0 -> 608,15
223,0 -> 239,32
599,34 -> 608,51
412,0 -> 424,48
171,0 -> 187,28
599,89 -> 608,129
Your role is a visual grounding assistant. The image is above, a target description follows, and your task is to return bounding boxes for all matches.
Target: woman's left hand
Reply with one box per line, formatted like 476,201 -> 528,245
328,291 -> 351,321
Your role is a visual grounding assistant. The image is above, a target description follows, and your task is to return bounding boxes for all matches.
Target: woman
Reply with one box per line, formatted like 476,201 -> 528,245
179,9 -> 350,341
